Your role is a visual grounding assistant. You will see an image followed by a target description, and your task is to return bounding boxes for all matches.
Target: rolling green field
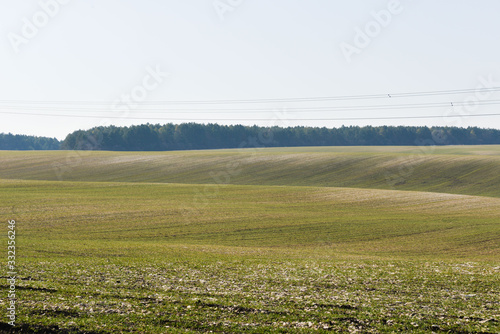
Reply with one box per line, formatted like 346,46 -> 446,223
0,147 -> 499,333
1,146 -> 500,197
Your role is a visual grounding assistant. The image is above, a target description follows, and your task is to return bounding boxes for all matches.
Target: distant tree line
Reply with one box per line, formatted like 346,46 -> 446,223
59,123 -> 500,151
0,133 -> 60,150
3,124 -> 500,151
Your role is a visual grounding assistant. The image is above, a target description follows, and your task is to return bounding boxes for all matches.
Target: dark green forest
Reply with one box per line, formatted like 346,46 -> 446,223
2,124 -> 500,151
60,123 -> 500,151
0,133 -> 60,150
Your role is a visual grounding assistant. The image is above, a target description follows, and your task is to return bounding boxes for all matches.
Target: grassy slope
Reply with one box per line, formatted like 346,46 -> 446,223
1,146 -> 500,197
2,145 -> 499,260
2,179 -> 499,261
1,147 -> 500,333
1,146 -> 499,260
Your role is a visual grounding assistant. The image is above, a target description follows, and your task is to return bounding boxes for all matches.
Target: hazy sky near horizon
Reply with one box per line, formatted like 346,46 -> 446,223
1,0 -> 500,140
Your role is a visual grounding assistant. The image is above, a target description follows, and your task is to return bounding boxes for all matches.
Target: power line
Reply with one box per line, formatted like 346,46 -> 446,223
1,100 -> 500,113
1,87 -> 500,105
2,86 -> 499,123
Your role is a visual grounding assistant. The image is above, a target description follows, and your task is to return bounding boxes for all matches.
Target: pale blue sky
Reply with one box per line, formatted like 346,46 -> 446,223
1,0 -> 500,139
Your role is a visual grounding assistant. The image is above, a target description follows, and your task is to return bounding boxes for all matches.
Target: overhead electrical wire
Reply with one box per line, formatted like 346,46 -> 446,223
1,100 -> 500,113
0,86 -> 500,106
1,86 -> 499,122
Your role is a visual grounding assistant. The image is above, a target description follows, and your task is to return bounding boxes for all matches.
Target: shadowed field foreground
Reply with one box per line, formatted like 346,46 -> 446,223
0,147 -> 499,333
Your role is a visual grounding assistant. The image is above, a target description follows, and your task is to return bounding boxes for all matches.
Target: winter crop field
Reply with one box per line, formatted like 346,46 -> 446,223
0,146 -> 499,333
